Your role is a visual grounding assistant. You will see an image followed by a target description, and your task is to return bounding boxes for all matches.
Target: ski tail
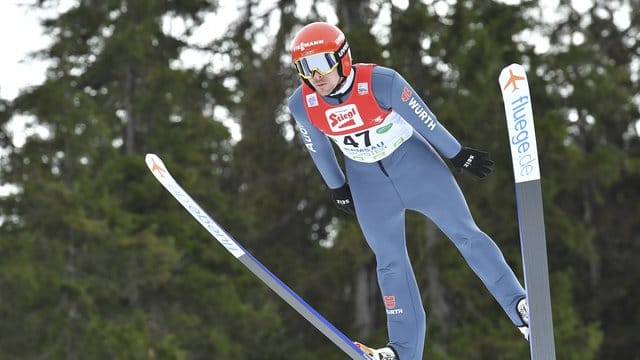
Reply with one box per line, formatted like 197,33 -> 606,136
145,154 -> 369,360
499,64 -> 557,359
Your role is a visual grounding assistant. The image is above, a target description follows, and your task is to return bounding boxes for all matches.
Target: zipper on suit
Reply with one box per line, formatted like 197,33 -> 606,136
377,161 -> 389,177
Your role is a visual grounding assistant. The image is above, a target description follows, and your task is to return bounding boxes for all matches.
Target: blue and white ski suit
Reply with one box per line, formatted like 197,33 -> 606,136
288,64 -> 526,360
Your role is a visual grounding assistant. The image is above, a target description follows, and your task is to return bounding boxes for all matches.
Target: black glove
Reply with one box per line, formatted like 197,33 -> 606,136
450,147 -> 494,179
330,183 -> 356,215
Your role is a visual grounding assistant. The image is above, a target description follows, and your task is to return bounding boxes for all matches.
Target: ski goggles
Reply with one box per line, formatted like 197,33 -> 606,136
293,52 -> 339,79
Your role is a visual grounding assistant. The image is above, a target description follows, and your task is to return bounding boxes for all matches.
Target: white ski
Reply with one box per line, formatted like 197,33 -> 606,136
499,63 -> 556,359
144,153 -> 369,360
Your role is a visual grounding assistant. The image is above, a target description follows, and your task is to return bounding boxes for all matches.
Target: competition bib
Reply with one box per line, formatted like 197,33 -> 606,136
327,111 -> 413,162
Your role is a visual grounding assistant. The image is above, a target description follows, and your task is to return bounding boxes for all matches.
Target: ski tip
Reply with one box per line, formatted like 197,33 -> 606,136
499,63 -> 524,77
501,62 -> 523,70
145,153 -> 169,177
145,153 -> 159,168
499,63 -> 528,93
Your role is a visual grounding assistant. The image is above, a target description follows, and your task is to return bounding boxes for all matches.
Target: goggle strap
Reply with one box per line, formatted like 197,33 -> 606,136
336,41 -> 349,59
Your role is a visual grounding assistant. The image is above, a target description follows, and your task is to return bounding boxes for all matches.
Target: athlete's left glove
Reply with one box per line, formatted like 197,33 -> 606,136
330,183 -> 356,215
450,147 -> 494,179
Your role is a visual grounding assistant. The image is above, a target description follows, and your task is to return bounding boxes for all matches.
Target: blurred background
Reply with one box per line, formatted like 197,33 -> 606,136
0,0 -> 638,359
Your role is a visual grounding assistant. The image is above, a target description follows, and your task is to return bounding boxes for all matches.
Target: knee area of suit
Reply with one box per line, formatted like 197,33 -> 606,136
376,260 -> 403,278
449,231 -> 482,249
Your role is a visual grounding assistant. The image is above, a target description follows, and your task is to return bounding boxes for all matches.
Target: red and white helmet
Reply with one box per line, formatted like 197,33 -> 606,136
291,22 -> 352,79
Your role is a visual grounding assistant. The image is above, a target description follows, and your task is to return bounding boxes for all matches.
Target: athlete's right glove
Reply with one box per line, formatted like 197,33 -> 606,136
330,183 -> 356,215
450,147 -> 494,179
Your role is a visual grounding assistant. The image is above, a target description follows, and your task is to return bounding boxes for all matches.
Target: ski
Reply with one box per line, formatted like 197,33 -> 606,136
144,154 -> 369,360
499,63 -> 556,360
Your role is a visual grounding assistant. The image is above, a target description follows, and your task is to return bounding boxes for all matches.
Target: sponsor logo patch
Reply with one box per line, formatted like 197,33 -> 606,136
357,82 -> 369,95
376,123 -> 393,134
293,40 -> 325,52
400,86 -> 436,130
324,104 -> 364,132
401,86 -> 412,102
305,93 -> 318,107
384,296 -> 396,309
384,295 -> 404,315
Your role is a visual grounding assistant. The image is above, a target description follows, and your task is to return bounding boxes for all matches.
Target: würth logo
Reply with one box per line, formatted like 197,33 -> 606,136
384,295 -> 403,315
384,296 -> 396,309
400,86 -> 437,131
401,87 -> 412,102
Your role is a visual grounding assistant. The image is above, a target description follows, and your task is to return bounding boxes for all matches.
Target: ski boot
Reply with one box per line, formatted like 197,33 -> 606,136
355,342 -> 398,360
517,297 -> 529,340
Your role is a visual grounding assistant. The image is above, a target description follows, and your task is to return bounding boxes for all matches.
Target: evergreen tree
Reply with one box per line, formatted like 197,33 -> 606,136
0,1 -> 244,358
539,0 -> 640,357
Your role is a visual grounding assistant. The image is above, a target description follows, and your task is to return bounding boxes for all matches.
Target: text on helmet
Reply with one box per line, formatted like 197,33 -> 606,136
294,40 -> 325,52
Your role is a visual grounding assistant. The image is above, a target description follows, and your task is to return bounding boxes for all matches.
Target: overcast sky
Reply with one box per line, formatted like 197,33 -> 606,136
0,0 -> 328,102
1,0 -> 617,102
0,1 -> 55,101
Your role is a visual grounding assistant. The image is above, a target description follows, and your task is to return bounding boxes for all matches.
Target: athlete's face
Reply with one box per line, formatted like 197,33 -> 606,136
308,68 -> 341,96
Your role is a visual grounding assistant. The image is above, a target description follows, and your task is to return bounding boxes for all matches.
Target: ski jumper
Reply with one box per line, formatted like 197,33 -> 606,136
288,64 -> 526,360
